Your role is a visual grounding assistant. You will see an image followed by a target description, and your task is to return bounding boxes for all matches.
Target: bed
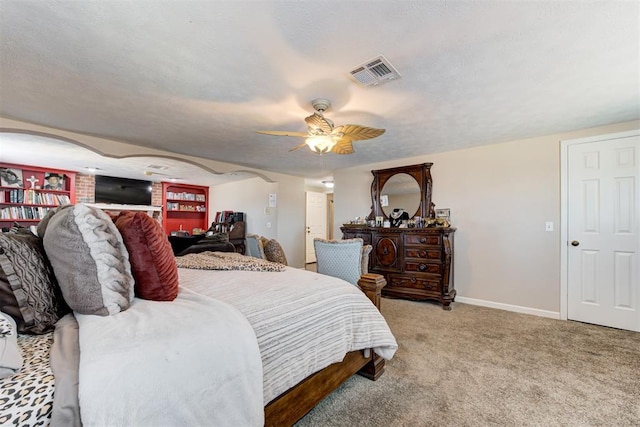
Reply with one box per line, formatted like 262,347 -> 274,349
0,204 -> 397,427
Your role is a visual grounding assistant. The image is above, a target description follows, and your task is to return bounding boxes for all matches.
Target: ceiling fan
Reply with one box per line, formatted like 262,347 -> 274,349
256,98 -> 385,154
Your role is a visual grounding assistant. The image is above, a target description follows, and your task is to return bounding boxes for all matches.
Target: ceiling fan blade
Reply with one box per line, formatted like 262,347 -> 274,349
256,130 -> 309,137
305,113 -> 334,133
331,136 -> 355,155
289,141 -> 308,152
334,125 -> 385,141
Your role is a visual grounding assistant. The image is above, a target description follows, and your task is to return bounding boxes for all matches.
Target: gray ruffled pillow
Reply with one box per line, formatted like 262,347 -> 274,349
43,204 -> 134,316
0,229 -> 67,334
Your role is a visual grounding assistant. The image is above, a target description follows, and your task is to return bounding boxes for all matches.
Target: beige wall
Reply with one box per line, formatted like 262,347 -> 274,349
210,177 -> 279,238
209,177 -> 307,268
334,120 -> 640,315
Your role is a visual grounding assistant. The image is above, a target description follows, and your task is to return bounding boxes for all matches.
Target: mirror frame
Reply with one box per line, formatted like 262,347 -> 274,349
368,163 -> 433,221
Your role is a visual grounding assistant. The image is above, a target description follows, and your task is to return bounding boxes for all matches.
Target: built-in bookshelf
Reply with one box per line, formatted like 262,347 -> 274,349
162,182 -> 209,235
0,162 -> 76,231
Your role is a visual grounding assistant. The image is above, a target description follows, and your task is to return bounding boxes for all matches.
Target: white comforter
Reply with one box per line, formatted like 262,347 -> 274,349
76,287 -> 264,427
179,266 -> 398,404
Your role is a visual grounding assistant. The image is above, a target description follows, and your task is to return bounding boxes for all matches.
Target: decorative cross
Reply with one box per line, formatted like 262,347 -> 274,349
26,175 -> 39,189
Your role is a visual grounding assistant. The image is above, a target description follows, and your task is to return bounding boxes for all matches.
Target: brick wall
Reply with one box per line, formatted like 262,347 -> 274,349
75,174 -> 95,203
151,182 -> 162,206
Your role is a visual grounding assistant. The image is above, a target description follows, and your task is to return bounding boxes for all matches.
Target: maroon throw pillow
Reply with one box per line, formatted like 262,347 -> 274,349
114,211 -> 179,301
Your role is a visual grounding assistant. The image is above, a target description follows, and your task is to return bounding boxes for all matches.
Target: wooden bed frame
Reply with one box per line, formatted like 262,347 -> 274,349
264,273 -> 388,426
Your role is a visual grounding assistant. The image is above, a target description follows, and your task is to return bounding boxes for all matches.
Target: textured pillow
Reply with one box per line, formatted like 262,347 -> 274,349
36,208 -> 59,239
0,231 -> 68,334
263,239 -> 288,266
43,204 -> 134,316
114,211 -> 179,301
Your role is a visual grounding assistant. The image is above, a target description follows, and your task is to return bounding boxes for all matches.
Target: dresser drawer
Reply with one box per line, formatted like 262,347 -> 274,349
343,231 -> 372,245
405,234 -> 441,246
405,248 -> 442,260
404,261 -> 442,275
388,274 -> 441,292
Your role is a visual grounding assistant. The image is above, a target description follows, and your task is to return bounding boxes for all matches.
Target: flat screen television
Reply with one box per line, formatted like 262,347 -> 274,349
94,175 -> 152,205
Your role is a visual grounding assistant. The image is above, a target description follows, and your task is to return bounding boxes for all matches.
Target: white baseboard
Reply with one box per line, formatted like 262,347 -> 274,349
455,296 -> 561,320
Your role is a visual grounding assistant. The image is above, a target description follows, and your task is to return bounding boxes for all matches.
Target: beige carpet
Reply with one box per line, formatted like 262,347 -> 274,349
296,298 -> 640,426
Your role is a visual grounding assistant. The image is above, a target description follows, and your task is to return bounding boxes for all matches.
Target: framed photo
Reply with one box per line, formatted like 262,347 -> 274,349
435,208 -> 450,221
44,172 -> 65,190
0,167 -> 24,187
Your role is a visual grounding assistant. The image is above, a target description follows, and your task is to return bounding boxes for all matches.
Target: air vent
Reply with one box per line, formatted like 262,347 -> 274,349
349,55 -> 401,87
146,164 -> 169,170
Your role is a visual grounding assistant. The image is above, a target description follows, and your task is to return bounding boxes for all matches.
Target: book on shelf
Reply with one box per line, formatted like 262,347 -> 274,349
0,206 -> 53,220
2,189 -> 70,205
167,191 -> 203,201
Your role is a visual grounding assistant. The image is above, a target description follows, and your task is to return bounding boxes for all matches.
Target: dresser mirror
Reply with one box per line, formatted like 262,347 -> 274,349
380,173 -> 421,218
369,163 -> 434,222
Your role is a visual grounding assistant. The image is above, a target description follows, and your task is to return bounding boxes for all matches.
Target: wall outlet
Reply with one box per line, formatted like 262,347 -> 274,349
545,221 -> 554,232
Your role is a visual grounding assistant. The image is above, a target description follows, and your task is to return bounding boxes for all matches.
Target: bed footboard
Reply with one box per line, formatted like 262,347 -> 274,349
356,273 -> 387,381
357,273 -> 386,310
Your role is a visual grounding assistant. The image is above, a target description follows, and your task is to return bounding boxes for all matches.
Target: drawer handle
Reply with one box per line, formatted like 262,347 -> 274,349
419,237 -> 426,243
410,277 -> 417,283
419,250 -> 427,258
418,264 -> 427,271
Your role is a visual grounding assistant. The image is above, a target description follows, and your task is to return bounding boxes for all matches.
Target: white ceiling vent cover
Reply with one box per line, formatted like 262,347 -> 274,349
349,55 -> 401,87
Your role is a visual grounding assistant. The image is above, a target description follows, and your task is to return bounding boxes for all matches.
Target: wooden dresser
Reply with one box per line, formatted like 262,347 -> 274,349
342,226 -> 455,309
342,162 -> 456,310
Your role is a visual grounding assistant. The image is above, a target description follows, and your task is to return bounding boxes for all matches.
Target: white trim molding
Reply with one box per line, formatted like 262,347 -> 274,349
455,296 -> 561,320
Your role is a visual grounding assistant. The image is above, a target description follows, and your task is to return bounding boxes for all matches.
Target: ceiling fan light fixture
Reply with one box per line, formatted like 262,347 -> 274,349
305,134 -> 337,154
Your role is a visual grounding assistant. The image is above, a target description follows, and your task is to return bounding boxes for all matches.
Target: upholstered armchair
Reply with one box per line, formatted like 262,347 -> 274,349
313,238 -> 374,284
313,238 -> 384,308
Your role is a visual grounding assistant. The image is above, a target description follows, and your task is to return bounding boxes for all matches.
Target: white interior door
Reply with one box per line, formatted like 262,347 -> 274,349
305,191 -> 327,263
567,134 -> 639,331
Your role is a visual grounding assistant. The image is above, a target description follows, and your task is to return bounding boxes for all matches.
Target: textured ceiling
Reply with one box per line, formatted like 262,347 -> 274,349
0,1 -> 638,179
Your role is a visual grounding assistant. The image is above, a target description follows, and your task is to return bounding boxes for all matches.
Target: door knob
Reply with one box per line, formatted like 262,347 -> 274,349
571,240 -> 580,247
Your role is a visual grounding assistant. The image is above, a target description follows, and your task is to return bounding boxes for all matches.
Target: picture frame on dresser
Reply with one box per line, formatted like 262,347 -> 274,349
435,208 -> 450,221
